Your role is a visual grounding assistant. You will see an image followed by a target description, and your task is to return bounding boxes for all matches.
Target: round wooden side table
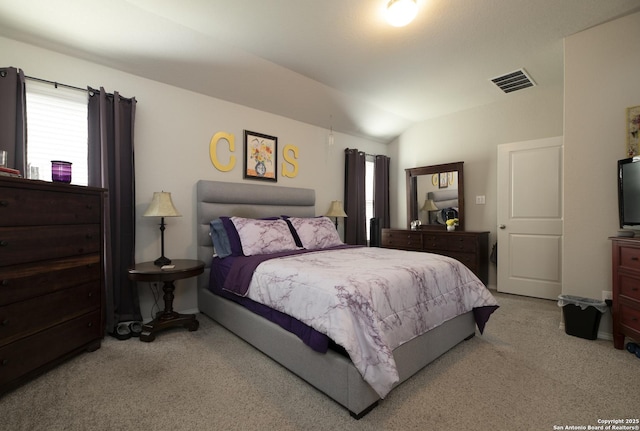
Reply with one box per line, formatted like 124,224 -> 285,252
127,259 -> 204,342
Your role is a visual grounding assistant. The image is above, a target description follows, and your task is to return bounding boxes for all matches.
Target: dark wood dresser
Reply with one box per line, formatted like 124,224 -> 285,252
610,237 -> 640,349
381,228 -> 490,285
0,176 -> 106,394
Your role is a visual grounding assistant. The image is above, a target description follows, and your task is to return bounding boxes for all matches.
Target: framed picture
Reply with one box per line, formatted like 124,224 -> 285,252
439,172 -> 448,189
244,130 -> 277,181
627,105 -> 640,157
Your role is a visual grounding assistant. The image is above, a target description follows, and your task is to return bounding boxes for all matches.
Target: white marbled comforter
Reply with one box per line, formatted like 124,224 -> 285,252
243,246 -> 498,398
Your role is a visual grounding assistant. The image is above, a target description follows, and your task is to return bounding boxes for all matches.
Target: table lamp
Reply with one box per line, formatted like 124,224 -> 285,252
143,191 -> 181,266
420,199 -> 439,212
325,200 -> 348,229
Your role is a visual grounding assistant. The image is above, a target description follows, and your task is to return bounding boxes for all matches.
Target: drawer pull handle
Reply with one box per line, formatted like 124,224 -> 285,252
0,240 -> 7,247
632,256 -> 639,261
1,359 -> 8,366
1,319 -> 8,326
0,280 -> 7,286
0,200 -> 8,207
87,322 -> 93,327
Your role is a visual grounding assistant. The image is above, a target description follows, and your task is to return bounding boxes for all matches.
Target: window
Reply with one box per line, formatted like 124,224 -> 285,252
365,156 -> 375,241
25,80 -> 88,185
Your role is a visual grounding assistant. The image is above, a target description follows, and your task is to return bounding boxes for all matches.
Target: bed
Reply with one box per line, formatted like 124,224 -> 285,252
196,180 -> 498,418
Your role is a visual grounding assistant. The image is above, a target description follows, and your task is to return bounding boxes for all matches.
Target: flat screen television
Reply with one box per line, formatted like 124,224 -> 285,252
618,156 -> 640,229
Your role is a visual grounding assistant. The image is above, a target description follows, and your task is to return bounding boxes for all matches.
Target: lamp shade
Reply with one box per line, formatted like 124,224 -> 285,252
385,0 -> 418,27
420,199 -> 439,212
143,192 -> 181,217
325,200 -> 348,218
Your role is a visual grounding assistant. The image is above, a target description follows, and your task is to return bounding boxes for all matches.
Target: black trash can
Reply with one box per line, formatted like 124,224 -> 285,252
557,295 -> 607,340
369,217 -> 380,247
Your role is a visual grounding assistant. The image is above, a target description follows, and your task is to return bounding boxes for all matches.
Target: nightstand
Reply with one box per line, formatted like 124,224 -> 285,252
127,259 -> 204,342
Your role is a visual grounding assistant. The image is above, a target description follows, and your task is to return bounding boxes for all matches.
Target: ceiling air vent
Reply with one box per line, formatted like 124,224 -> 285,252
490,69 -> 535,93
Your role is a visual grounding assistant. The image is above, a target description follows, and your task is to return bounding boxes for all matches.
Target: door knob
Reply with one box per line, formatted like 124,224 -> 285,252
499,224 -> 506,229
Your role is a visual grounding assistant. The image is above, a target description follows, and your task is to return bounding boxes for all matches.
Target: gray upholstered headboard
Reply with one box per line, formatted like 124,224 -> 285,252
427,189 -> 458,209
196,180 -> 316,288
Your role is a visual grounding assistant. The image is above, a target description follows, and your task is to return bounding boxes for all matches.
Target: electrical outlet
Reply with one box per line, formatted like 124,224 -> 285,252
602,290 -> 613,301
475,195 -> 486,205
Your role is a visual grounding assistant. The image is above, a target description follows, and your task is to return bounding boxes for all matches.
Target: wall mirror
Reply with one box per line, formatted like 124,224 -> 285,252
406,161 -> 464,230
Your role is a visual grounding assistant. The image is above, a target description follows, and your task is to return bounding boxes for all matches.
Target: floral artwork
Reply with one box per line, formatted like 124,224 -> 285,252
244,130 -> 277,181
627,106 -> 640,158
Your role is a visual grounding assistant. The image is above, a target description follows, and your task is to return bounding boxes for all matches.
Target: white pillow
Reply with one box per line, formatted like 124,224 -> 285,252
287,216 -> 343,250
230,217 -> 299,256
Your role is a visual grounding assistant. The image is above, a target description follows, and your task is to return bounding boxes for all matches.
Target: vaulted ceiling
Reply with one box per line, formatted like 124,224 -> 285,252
1,0 -> 639,143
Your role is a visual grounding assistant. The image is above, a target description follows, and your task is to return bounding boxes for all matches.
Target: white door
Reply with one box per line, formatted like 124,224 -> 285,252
497,137 -> 563,300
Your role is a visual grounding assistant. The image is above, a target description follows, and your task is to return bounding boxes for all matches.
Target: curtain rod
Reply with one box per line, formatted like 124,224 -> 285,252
25,75 -> 134,101
25,75 -> 88,94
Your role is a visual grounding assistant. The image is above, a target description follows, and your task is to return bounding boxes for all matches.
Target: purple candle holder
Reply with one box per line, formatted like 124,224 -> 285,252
51,161 -> 72,183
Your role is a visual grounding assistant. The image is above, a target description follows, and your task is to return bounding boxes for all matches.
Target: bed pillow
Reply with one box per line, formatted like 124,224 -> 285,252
281,217 -> 303,248
209,218 -> 232,258
287,216 -> 343,250
220,216 -> 244,256
230,216 -> 300,256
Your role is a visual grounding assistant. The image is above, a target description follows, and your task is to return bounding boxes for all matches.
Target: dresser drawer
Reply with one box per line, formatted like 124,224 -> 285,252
0,186 -> 101,227
0,281 -> 101,347
619,303 -> 640,332
441,235 -> 477,253
618,245 -> 640,273
0,225 -> 100,266
0,310 -> 101,387
619,273 -> 640,301
423,234 -> 477,252
440,251 -> 478,273
381,230 -> 422,250
0,255 -> 100,306
422,234 -> 448,249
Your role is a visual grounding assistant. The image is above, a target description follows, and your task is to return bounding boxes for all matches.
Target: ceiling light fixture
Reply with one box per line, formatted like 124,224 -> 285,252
385,0 -> 418,27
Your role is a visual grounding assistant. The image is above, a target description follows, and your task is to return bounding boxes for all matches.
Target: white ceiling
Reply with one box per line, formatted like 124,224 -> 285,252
1,0 -> 639,143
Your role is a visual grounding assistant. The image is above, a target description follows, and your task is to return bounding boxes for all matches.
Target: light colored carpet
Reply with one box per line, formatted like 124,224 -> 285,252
1,292 -> 638,431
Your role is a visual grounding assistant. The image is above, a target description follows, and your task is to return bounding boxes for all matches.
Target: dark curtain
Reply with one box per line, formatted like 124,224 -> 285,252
374,155 -> 390,229
88,87 -> 141,334
0,67 -> 27,173
344,148 -> 367,245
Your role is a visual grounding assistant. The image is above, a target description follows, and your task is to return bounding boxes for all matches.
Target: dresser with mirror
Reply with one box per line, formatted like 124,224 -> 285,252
381,161 -> 490,285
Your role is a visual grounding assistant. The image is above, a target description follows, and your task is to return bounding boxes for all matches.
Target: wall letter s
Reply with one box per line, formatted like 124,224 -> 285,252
282,144 -> 299,178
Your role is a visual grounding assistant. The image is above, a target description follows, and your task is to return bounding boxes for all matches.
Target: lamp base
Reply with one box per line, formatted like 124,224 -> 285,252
153,256 -> 172,266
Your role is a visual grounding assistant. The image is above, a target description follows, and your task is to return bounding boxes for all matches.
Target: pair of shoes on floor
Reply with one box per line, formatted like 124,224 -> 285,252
111,321 -> 143,340
625,342 -> 640,358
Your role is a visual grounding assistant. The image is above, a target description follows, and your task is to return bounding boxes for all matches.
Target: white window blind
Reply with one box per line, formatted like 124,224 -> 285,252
365,157 -> 375,241
25,81 -> 88,185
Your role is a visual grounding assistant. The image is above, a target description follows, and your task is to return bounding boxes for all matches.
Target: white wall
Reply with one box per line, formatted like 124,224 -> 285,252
389,81 -> 564,288
564,11 -> 640,334
1,36 -> 387,321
